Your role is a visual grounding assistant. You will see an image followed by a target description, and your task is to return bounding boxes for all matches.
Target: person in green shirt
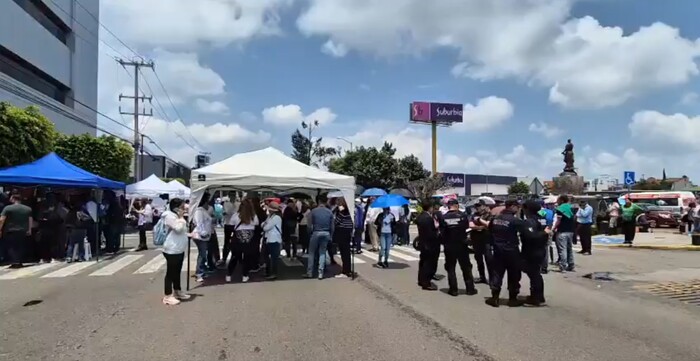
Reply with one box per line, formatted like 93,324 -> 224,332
620,200 -> 643,245
0,191 -> 34,268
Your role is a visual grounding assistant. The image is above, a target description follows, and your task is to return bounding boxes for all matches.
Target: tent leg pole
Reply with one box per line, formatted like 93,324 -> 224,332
186,237 -> 191,291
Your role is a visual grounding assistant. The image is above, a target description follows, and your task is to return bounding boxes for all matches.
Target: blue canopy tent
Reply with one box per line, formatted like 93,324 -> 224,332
0,152 -> 125,263
0,152 -> 124,189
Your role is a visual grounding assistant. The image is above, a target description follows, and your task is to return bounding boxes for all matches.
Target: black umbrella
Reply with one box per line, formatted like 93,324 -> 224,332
390,188 -> 414,198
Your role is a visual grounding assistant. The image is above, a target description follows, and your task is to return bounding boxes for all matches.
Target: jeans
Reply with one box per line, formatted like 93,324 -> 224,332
38,226 -> 61,261
265,242 -> 281,276
227,241 -> 253,277
334,228 -> 353,275
193,239 -> 209,277
306,231 -> 330,277
298,225 -> 309,253
222,224 -> 234,262
4,231 -> 26,265
555,232 -> 575,270
379,232 -> 392,263
66,228 -> 87,261
138,225 -> 147,249
353,227 -> 363,252
208,232 -> 220,267
578,223 -> 592,253
163,252 -> 184,295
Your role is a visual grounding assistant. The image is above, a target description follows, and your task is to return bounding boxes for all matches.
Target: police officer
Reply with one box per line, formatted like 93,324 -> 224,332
486,200 -> 530,307
440,199 -> 477,297
416,201 -> 440,291
469,200 -> 493,284
520,200 -> 551,306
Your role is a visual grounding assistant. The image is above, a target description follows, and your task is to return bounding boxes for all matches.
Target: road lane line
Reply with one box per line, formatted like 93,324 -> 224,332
0,263 -> 61,280
89,255 -> 143,276
388,249 -> 419,261
41,261 -> 96,278
134,255 -> 166,274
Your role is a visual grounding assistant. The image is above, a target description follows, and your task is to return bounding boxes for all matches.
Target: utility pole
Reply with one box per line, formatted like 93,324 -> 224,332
118,59 -> 154,182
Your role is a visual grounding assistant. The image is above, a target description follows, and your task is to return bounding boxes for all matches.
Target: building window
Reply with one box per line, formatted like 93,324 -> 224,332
0,45 -> 72,106
12,0 -> 71,45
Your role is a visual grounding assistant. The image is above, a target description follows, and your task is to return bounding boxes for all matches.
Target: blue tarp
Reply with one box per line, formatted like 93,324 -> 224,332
0,152 -> 125,189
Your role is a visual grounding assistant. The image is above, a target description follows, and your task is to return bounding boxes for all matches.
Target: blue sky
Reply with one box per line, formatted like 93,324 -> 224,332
97,0 -> 700,182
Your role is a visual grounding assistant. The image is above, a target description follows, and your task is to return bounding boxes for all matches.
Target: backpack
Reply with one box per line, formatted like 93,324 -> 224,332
153,216 -> 169,246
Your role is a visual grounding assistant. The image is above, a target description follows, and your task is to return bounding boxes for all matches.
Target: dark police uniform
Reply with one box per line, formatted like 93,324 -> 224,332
416,210 -> 440,289
470,208 -> 493,283
440,206 -> 477,296
520,213 -> 548,305
487,207 -> 525,306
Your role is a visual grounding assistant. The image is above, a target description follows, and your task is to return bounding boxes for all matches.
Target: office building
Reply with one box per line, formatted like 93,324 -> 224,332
138,155 -> 192,186
0,0 -> 99,135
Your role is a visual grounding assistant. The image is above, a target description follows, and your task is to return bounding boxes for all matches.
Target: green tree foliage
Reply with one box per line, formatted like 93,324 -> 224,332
161,177 -> 187,186
290,129 -> 337,167
328,142 -> 430,190
0,102 -> 58,167
508,181 -> 531,195
407,174 -> 447,204
632,179 -> 672,190
55,134 -> 133,182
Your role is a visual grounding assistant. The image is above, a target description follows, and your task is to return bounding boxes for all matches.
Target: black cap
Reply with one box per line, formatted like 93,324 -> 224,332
524,200 -> 541,213
447,199 -> 459,206
504,199 -> 519,208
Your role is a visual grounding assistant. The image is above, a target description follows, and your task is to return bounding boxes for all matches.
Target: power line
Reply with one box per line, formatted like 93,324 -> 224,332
151,68 -> 206,151
73,0 -> 143,59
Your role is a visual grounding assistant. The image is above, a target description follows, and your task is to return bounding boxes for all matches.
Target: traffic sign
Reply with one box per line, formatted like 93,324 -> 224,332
623,171 -> 636,186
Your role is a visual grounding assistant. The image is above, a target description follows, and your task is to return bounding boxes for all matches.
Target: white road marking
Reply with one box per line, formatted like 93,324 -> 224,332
388,249 -> 420,261
0,263 -> 61,280
89,255 -> 143,276
41,261 -> 96,278
356,252 -> 397,264
134,255 -> 166,274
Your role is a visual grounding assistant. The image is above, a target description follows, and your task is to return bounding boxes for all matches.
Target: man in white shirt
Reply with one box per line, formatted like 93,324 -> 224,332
143,199 -> 154,225
365,200 -> 381,251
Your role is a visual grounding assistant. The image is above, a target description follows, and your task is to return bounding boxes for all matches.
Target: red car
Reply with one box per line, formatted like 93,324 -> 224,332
637,203 -> 679,228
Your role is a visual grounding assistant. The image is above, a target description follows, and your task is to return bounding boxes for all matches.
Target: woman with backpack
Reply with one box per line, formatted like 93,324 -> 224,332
191,193 -> 213,283
160,198 -> 191,306
262,202 -> 283,280
226,199 -> 259,283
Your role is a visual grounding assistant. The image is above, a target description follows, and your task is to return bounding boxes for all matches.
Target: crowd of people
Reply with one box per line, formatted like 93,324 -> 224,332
0,189 -> 126,268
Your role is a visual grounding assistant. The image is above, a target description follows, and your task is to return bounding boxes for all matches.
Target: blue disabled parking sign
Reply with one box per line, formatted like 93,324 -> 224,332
624,171 -> 635,186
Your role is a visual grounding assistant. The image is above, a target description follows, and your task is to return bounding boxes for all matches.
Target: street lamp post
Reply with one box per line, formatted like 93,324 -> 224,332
336,137 -> 353,151
301,120 -> 319,165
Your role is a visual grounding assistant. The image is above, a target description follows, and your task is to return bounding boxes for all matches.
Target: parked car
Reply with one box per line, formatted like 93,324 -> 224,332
637,203 -> 679,228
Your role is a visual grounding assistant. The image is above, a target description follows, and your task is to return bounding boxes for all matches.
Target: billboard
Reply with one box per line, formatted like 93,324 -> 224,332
410,101 -> 463,123
441,173 -> 465,187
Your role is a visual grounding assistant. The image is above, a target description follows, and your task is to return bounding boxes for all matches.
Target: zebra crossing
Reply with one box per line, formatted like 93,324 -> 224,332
0,243 -> 429,281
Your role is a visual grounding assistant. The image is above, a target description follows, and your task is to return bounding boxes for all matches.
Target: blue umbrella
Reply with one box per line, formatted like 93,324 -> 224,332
361,188 -> 387,197
370,194 -> 409,208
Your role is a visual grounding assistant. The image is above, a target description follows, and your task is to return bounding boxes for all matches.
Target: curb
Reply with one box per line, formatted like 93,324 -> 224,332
354,274 -> 496,361
598,244 -> 700,251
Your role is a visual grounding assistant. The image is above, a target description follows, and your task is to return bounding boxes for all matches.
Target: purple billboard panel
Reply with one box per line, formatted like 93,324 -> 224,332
441,173 -> 465,187
431,103 -> 463,123
410,102 -> 431,123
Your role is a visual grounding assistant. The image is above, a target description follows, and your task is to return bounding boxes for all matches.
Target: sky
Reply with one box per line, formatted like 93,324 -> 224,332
95,0 -> 700,183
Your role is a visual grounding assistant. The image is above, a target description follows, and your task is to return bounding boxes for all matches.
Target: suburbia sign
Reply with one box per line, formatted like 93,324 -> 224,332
441,173 -> 465,187
409,102 -> 464,123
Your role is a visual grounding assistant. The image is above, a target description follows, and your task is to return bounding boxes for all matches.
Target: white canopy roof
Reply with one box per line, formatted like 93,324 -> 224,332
190,147 -> 356,214
126,174 -> 181,199
167,179 -> 191,198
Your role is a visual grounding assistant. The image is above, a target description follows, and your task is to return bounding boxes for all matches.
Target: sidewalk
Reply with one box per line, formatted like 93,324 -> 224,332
593,232 -> 700,251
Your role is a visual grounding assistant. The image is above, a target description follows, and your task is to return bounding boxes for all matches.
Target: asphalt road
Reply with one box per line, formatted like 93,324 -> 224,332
2,228 -> 700,361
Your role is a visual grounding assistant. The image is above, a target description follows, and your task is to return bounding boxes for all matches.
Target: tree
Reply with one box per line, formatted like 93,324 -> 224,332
290,129 -> 337,167
508,181 -> 531,195
0,102 -> 58,167
328,142 -> 399,189
394,154 -> 430,188
54,134 -> 133,182
407,174 -> 448,203
161,177 -> 187,186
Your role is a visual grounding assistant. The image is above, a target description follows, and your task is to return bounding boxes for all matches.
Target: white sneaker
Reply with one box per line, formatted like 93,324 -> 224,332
174,291 -> 191,300
242,276 -> 249,283
162,295 -> 181,306
334,274 -> 348,279
195,276 -> 205,283
225,275 -> 232,283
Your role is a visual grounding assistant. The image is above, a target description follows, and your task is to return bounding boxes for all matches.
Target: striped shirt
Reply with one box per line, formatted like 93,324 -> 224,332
334,209 -> 354,229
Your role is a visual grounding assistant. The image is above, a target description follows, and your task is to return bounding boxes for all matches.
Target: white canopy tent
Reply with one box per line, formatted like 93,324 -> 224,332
126,174 -> 181,199
190,147 -> 356,216
167,179 -> 191,198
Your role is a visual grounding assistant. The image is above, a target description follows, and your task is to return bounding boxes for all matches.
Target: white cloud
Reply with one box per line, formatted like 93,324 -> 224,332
321,40 -> 348,57
194,99 -> 230,115
297,0 -> 700,109
101,0 -> 291,50
148,49 -> 226,103
681,92 -> 699,105
140,117 -> 271,165
629,110 -> 700,151
261,104 -> 337,126
452,96 -> 514,132
528,122 -> 564,138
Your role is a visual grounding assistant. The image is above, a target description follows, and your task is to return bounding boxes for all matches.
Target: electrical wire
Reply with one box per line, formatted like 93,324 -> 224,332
73,0 -> 143,60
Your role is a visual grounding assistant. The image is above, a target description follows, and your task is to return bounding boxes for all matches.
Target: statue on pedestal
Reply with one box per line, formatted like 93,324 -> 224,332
562,139 -> 576,174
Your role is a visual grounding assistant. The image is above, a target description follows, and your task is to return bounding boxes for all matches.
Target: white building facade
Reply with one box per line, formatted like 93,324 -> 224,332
0,0 -> 99,135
